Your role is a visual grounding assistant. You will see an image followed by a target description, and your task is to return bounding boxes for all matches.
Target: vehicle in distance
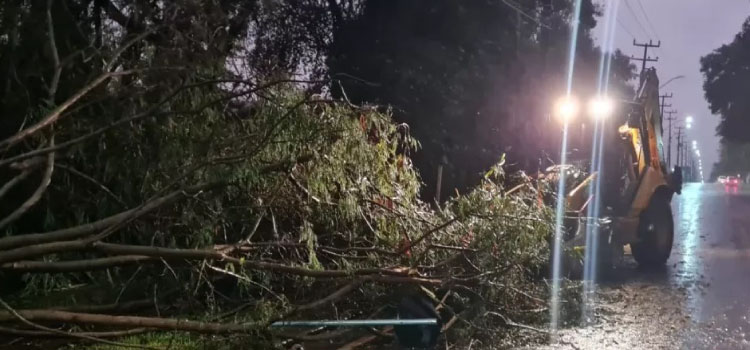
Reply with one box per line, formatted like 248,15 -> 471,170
726,176 -> 740,186
718,175 -> 727,184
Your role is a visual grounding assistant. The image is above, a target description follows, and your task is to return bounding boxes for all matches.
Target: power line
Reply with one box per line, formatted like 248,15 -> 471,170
635,0 -> 660,41
622,0 -> 650,38
616,17 -> 636,39
500,0 -> 551,29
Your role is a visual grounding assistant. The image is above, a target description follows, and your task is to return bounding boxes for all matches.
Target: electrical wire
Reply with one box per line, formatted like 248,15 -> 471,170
635,0 -> 661,41
616,17 -> 636,40
500,0 -> 552,29
622,0 -> 650,38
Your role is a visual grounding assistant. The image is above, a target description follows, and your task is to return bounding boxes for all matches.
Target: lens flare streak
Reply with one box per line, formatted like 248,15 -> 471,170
550,0 -> 585,335
582,0 -> 621,325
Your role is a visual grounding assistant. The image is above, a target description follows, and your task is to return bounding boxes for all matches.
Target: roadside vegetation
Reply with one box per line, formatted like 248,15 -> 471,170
0,1 -> 623,348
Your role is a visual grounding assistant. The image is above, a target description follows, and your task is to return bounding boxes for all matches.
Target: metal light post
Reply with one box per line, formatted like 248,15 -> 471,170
660,75 -> 686,89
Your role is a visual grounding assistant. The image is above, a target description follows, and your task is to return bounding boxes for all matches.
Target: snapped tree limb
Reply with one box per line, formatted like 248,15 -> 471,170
0,181 -> 226,251
1,255 -> 154,273
0,308 -> 259,334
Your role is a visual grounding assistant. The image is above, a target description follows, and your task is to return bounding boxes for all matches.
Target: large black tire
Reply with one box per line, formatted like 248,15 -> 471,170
631,193 -> 674,267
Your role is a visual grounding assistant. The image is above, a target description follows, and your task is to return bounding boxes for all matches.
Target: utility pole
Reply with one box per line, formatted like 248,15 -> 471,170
660,93 -> 673,117
665,109 -> 677,168
631,40 -> 660,77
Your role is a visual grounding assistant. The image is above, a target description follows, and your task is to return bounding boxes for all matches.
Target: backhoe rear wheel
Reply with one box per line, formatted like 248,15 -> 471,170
631,193 -> 674,268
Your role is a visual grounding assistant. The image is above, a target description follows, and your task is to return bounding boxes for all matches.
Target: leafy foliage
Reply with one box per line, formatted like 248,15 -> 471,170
0,1 -> 596,348
701,17 -> 750,143
701,17 -> 750,177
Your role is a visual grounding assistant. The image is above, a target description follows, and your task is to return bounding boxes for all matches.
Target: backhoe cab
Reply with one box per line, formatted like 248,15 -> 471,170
555,68 -> 682,270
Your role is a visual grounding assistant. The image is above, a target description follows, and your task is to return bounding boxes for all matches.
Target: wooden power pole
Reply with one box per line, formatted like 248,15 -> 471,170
660,93 -> 673,117
631,40 -> 660,77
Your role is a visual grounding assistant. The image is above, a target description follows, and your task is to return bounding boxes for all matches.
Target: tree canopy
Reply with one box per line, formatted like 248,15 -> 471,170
701,17 -> 750,177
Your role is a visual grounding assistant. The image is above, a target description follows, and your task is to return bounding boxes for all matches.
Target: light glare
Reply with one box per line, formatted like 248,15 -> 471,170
588,97 -> 614,119
555,96 -> 580,123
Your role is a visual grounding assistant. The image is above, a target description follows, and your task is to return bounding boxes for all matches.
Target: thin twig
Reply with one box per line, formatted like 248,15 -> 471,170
484,311 -> 549,334
56,163 -> 127,207
205,264 -> 285,304
0,137 -> 55,230
398,217 -> 459,255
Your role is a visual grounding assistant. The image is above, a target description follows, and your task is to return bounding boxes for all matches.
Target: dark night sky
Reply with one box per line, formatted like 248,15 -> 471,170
594,0 -> 750,177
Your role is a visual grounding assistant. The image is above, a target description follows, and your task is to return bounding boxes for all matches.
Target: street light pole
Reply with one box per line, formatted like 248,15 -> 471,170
660,75 -> 686,89
675,126 -> 684,168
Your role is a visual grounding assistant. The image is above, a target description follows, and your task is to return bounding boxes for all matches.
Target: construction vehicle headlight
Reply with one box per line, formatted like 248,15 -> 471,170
555,96 -> 579,123
588,96 -> 614,120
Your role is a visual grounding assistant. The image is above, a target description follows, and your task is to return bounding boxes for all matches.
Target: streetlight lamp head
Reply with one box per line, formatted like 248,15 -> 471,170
555,96 -> 579,123
686,123 -> 692,129
588,96 -> 614,120
686,116 -> 694,124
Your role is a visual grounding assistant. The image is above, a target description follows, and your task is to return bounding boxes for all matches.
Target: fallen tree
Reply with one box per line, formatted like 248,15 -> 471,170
0,2 -> 556,349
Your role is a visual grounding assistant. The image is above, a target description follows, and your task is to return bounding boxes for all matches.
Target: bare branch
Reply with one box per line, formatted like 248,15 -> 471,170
0,307 -> 259,334
0,326 -> 151,338
428,243 -> 478,253
9,156 -> 47,171
0,98 -> 167,169
104,30 -> 155,72
0,82 -> 263,169
278,279 -> 363,320
397,217 -> 459,255
1,255 -> 154,273
91,243 -> 421,279
0,239 -> 96,265
0,170 -> 32,202
46,0 -> 61,102
0,298 -> 160,350
101,0 -> 132,30
56,163 -> 127,207
217,242 -> 399,257
484,311 -> 549,334
0,181 -> 225,251
0,73 -> 111,150
0,138 -> 55,230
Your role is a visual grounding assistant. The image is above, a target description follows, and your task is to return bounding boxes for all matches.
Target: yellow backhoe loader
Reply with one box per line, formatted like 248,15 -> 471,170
558,68 -> 683,270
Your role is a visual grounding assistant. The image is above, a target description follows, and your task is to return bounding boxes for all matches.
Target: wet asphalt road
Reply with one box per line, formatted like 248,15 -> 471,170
527,182 -> 750,350
676,182 -> 750,348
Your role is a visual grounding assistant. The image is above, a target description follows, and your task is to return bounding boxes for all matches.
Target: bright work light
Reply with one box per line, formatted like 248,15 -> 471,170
555,96 -> 579,123
588,96 -> 614,120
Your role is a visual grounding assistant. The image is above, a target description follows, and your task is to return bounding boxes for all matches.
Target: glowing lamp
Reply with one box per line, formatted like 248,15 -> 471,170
588,96 -> 614,120
554,96 -> 579,123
